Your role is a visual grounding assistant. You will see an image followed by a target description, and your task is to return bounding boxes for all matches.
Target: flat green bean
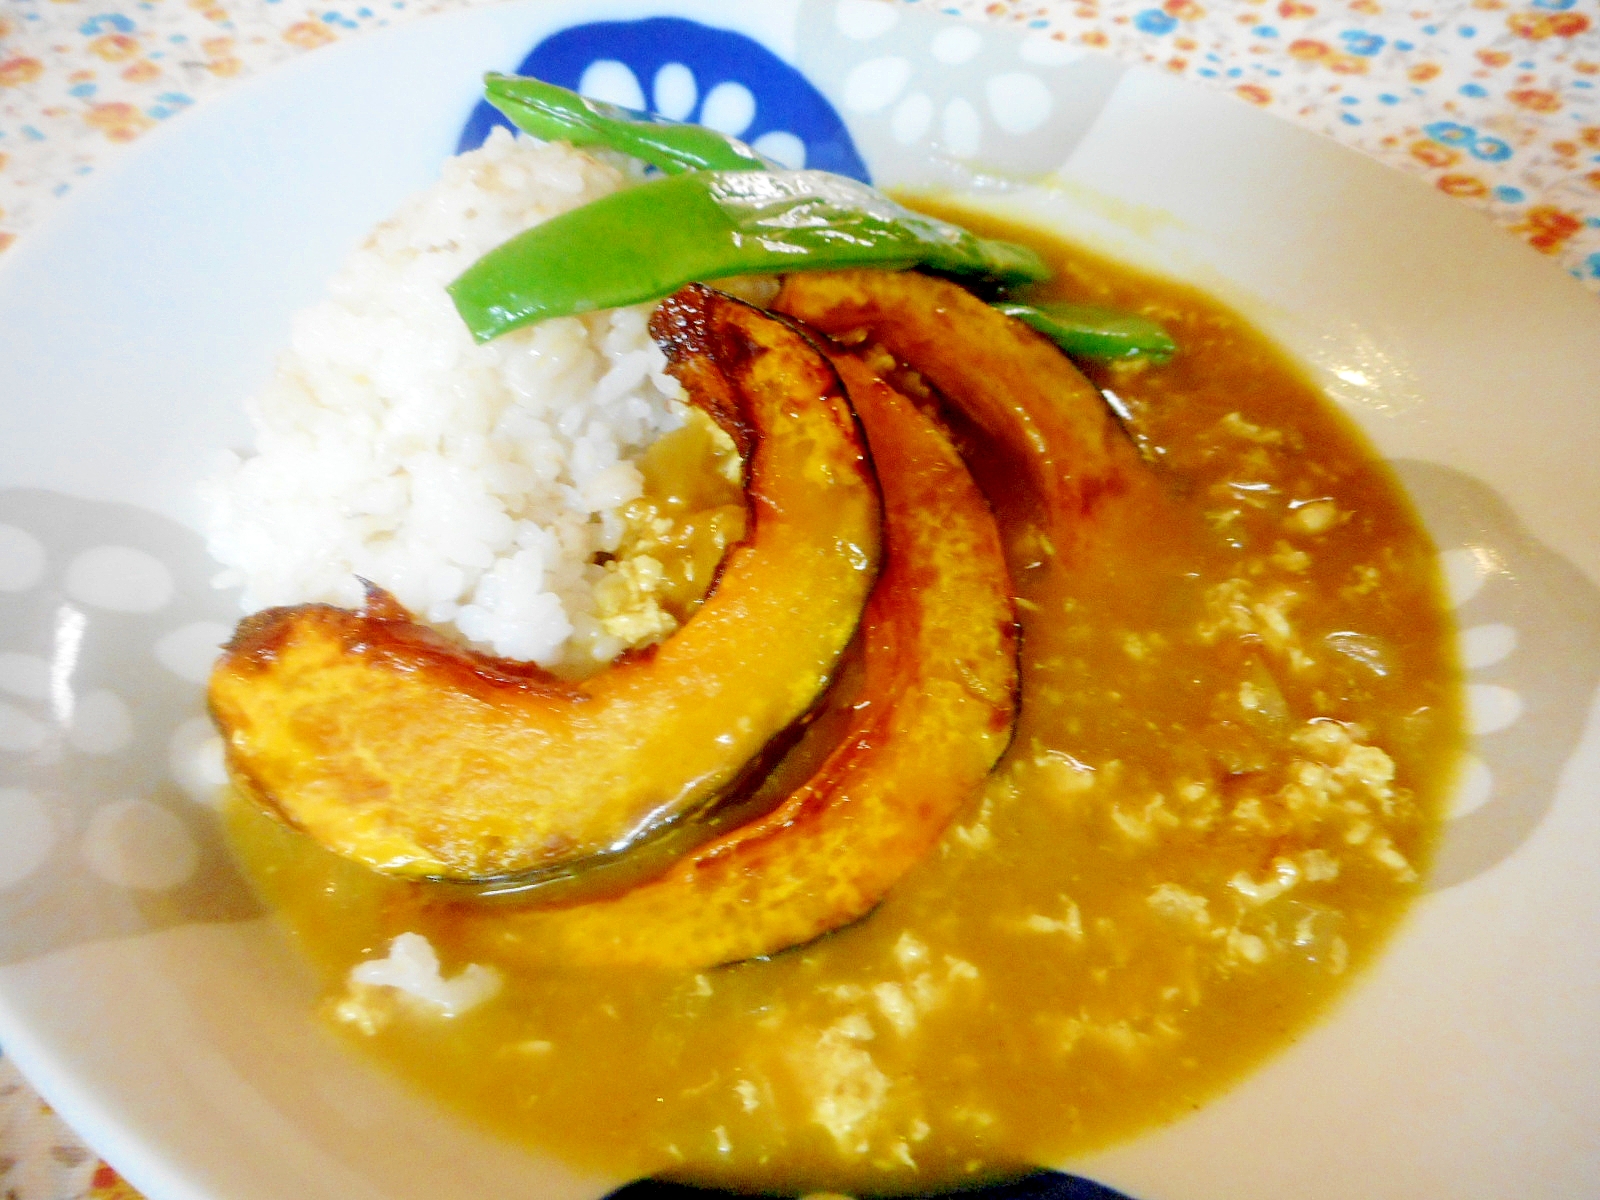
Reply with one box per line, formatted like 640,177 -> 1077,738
994,301 -> 1176,362
450,169 -> 1048,343
484,73 -> 770,175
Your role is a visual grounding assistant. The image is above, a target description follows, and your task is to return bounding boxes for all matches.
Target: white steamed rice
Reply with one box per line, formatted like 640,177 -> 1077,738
201,127 -> 689,669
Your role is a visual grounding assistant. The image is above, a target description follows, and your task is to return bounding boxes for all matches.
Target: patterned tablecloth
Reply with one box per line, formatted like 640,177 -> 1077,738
1,1 -> 1596,1196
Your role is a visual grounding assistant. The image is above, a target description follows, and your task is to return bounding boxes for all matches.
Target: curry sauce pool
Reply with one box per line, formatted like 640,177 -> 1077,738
227,209 -> 1463,1193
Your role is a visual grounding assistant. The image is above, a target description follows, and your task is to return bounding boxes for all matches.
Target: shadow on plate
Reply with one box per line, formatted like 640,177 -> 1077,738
0,488 -> 259,967
1392,459 -> 1600,890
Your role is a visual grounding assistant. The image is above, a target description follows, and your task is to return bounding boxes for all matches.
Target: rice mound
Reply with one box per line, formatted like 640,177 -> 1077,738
202,128 -> 689,670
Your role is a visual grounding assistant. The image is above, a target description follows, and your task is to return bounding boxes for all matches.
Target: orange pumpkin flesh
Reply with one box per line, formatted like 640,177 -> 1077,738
450,348 -> 1018,968
774,269 -> 1154,565
207,286 -> 881,882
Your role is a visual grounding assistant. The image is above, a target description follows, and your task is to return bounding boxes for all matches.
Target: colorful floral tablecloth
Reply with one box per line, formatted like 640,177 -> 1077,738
2,0 -> 1598,284
1,0 -> 1597,1196
1,1048 -> 141,1200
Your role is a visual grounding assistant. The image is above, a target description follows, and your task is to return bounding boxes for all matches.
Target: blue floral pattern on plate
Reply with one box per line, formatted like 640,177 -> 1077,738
601,1168 -> 1141,1200
457,16 -> 870,183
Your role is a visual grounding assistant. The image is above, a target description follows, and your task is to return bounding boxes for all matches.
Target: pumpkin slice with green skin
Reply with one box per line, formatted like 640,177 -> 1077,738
774,269 -> 1155,564
447,349 -> 1018,968
207,285 -> 881,883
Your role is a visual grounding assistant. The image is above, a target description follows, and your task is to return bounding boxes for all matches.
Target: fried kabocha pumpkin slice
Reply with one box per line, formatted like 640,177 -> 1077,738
448,350 -> 1018,968
207,285 -> 881,882
774,269 -> 1154,564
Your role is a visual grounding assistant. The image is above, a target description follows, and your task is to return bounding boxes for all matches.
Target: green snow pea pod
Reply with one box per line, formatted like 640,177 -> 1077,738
483,73 -> 771,175
449,169 -> 1049,344
994,301 -> 1176,363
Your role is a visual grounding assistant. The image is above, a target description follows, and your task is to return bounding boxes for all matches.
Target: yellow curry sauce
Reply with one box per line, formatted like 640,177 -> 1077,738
228,210 -> 1462,1194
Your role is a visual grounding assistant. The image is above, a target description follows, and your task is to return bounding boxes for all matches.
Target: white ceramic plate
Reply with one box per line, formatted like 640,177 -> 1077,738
1,2 -> 1597,1198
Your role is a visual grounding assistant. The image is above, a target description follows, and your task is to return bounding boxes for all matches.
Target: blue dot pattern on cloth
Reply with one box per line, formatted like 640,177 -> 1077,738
1132,9 -> 1177,36
457,17 -> 871,183
1423,120 -> 1512,163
